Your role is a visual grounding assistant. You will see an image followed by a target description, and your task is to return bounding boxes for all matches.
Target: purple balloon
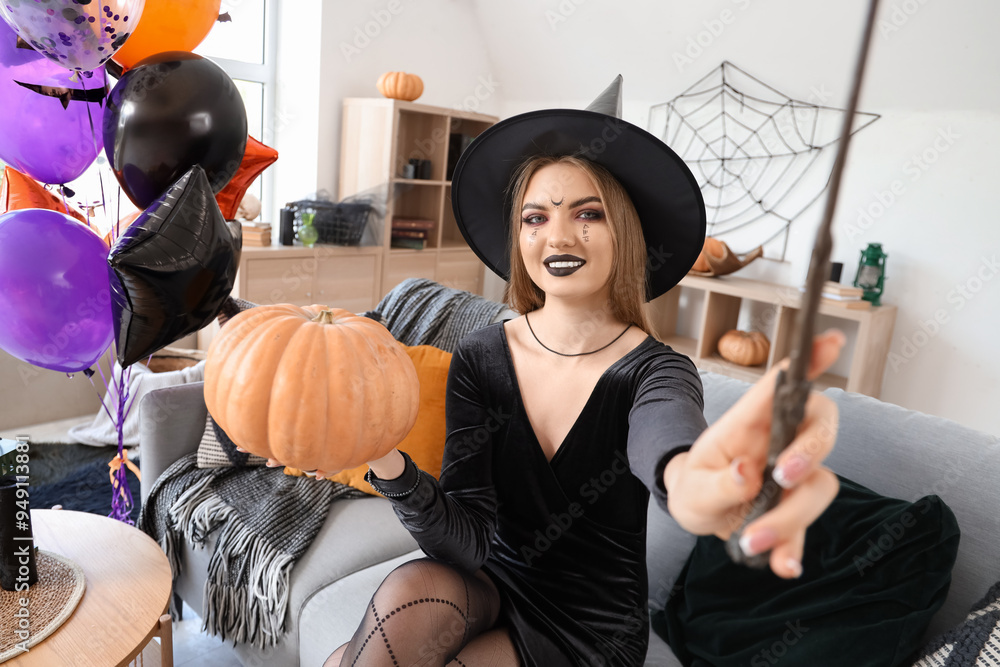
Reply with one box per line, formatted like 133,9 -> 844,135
0,21 -> 106,184
0,209 -> 114,372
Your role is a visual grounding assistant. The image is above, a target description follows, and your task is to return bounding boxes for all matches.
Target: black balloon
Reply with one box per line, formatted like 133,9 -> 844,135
103,51 -> 248,209
108,165 -> 242,367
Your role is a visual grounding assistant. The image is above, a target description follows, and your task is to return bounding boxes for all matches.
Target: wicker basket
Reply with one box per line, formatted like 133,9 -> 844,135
293,200 -> 372,246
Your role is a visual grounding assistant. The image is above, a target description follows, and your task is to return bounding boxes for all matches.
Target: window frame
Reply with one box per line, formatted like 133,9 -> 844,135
206,0 -> 279,224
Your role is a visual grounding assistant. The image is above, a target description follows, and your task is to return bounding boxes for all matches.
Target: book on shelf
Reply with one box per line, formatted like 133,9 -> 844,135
243,233 -> 271,247
391,216 -> 436,230
391,237 -> 427,250
821,296 -> 871,310
819,292 -> 865,302
390,228 -> 429,240
241,219 -> 271,242
800,280 -> 865,298
823,280 -> 863,297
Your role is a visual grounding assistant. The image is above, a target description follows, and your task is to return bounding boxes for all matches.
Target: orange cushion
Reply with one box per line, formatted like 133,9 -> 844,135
284,343 -> 452,496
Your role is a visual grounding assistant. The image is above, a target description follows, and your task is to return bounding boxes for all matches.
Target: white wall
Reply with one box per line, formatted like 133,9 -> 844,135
270,0 -> 501,220
0,353 -> 103,431
268,0 -> 997,435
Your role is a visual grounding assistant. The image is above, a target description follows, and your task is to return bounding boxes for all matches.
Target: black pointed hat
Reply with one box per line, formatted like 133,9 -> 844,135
450,75 -> 706,301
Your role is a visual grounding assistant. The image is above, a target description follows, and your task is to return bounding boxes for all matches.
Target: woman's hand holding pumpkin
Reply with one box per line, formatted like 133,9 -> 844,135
237,447 -> 407,483
663,329 -> 846,579
365,448 -> 407,481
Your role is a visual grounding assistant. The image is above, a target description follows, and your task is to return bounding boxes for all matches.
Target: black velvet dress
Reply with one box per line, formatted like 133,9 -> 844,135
374,322 -> 707,666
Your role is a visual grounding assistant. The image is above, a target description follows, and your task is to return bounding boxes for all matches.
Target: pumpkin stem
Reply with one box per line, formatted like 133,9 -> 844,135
312,309 -> 337,324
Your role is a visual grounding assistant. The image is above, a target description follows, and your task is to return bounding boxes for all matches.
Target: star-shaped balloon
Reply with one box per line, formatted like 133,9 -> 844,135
108,164 -> 242,367
215,135 -> 278,220
1,166 -> 87,224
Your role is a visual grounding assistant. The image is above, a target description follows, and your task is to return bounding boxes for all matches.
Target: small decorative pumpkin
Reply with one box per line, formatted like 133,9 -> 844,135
717,329 -> 770,366
204,305 -> 420,474
377,71 -> 424,102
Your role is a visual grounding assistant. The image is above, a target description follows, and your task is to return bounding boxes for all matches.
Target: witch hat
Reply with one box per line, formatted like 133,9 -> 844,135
450,75 -> 706,300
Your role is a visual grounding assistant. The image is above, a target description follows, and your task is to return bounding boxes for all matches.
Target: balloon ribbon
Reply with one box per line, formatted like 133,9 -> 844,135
107,362 -> 140,524
108,454 -> 142,496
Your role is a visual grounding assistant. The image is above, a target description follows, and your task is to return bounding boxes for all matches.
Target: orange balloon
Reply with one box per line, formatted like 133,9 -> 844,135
215,136 -> 278,220
105,211 -> 141,246
112,0 -> 222,70
1,166 -> 88,225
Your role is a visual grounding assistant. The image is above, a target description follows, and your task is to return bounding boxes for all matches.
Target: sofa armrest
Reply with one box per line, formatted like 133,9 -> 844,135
139,381 -> 207,504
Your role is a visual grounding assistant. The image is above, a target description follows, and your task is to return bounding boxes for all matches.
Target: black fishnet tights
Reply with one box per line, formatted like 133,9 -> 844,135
329,558 -> 521,667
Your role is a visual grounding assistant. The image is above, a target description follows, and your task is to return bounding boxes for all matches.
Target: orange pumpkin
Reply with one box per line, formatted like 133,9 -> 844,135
692,237 -> 725,273
377,72 -> 424,101
204,305 -> 420,474
717,329 -> 770,366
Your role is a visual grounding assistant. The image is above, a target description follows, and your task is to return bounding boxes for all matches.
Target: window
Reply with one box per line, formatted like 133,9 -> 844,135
195,0 -> 279,221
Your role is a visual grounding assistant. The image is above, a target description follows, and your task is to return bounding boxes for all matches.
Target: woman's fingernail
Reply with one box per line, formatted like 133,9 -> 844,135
236,447 -> 248,453
773,454 -> 810,489
730,457 -> 747,485
785,558 -> 803,578
739,528 -> 777,557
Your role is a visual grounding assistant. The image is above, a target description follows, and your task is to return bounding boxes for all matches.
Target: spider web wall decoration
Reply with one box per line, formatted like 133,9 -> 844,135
649,61 -> 879,261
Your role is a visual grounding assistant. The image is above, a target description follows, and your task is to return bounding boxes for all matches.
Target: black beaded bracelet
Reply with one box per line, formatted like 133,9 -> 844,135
365,454 -> 421,498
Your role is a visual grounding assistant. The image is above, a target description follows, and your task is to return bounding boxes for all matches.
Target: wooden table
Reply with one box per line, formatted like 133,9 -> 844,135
4,510 -> 173,666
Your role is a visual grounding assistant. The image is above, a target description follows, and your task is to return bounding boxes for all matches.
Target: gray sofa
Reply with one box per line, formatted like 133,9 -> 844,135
139,348 -> 999,667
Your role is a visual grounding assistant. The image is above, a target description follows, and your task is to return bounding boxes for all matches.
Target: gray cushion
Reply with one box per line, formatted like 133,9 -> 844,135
138,381 -> 207,504
645,629 -> 683,667
300,550 -> 424,666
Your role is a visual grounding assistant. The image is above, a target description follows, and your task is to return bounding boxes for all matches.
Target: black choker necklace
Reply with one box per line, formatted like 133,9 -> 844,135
524,313 -> 632,357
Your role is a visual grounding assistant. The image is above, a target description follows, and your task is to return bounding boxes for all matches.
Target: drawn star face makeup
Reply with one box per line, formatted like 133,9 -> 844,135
519,162 -> 614,301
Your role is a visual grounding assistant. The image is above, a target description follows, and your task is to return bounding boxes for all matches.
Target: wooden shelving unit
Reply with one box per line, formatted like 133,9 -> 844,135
645,274 -> 897,398
338,98 -> 499,297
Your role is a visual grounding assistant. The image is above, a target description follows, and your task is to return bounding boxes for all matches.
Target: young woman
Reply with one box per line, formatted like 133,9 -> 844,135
323,78 -> 843,666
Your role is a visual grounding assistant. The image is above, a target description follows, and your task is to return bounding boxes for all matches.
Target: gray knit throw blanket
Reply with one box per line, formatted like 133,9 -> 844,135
375,277 -> 511,350
138,278 -> 508,649
138,459 -> 364,648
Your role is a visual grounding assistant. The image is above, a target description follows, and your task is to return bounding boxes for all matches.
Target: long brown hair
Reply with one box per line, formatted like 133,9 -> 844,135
503,155 -> 652,334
